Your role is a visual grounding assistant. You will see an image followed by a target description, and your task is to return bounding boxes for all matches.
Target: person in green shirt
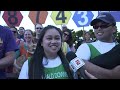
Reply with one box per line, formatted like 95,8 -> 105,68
19,25 -> 73,79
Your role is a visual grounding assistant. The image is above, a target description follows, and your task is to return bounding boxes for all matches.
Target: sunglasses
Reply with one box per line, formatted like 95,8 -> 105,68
64,33 -> 69,37
93,24 -> 112,29
36,27 -> 43,29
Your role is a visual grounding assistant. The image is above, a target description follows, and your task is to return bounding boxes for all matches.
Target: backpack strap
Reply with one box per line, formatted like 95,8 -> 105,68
87,43 -> 101,61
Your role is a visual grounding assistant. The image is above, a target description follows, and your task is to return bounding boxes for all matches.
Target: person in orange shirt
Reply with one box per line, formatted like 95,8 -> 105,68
14,29 -> 36,76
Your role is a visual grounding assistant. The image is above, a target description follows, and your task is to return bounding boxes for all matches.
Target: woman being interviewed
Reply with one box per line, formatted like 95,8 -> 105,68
19,25 -> 73,79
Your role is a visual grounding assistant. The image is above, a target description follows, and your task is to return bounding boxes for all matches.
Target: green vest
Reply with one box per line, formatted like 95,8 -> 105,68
87,43 -> 101,61
87,42 -> 119,61
44,64 -> 69,79
28,58 -> 68,79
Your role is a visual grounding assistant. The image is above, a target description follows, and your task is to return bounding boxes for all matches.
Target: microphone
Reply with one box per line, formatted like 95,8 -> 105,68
66,51 -> 89,79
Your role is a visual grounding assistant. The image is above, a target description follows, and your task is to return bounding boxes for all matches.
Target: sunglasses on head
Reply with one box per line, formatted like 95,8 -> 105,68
93,24 -> 112,29
36,27 -> 43,29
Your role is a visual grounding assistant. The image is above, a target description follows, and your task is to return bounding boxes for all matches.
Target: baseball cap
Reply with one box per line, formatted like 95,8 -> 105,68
90,12 -> 116,26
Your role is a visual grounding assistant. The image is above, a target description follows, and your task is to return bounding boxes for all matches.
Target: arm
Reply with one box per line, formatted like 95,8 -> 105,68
76,43 -> 91,61
0,51 -> 15,69
84,60 -> 120,79
0,28 -> 18,69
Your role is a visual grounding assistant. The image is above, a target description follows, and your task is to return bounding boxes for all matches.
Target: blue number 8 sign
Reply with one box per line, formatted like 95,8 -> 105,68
72,11 -> 94,27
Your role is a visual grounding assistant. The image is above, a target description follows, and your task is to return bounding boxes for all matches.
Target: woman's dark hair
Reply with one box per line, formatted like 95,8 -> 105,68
63,29 -> 73,47
25,29 -> 34,36
10,26 -> 18,34
29,25 -> 73,79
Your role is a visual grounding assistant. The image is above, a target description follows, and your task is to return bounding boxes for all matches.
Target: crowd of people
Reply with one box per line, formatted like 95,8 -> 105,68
0,12 -> 120,79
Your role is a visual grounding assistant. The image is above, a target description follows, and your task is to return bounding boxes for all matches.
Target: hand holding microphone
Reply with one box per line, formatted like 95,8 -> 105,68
66,51 -> 89,79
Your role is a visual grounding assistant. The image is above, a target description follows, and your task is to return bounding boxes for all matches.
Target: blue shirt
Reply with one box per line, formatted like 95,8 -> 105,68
0,25 -> 18,78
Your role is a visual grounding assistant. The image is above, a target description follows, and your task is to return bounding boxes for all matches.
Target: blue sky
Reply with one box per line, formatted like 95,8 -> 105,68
0,11 -> 120,32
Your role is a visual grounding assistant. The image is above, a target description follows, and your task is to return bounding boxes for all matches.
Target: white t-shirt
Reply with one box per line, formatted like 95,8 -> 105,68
75,40 -> 116,61
18,56 -> 62,79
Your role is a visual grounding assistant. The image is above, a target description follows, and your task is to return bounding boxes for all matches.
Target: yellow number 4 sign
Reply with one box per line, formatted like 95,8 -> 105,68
51,11 -> 72,25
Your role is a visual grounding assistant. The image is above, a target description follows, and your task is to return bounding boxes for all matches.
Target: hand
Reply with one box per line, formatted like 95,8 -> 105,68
85,70 -> 97,79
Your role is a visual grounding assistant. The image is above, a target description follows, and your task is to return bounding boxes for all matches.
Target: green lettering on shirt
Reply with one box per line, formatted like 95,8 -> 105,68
44,64 -> 68,79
